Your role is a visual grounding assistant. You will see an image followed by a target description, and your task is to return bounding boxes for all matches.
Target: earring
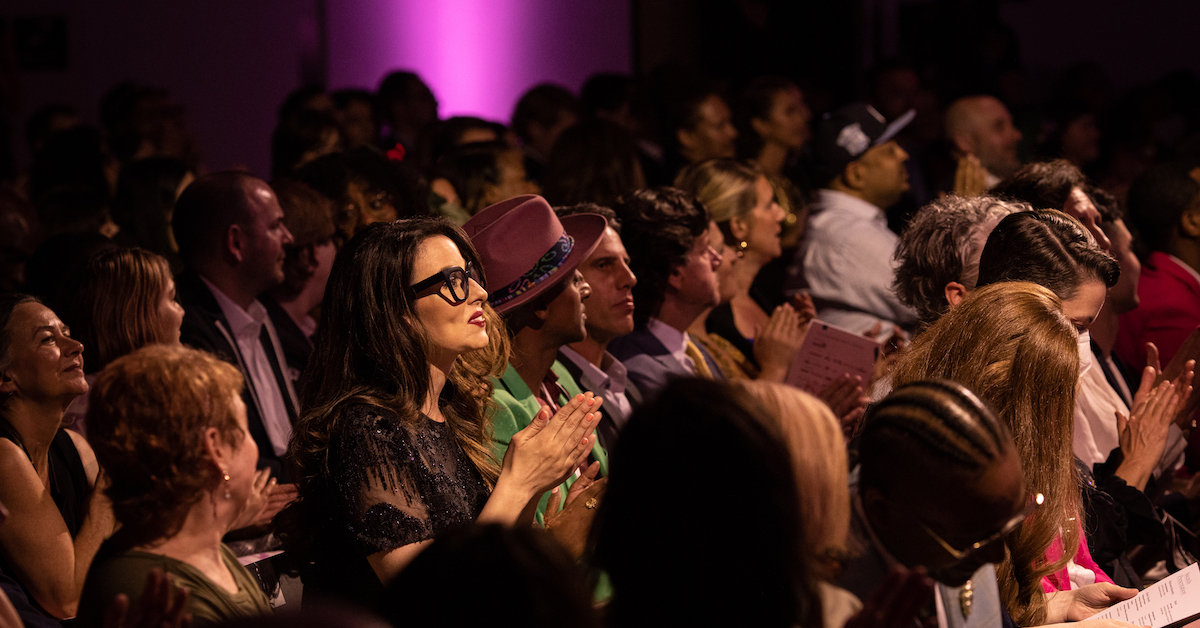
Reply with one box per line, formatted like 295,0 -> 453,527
736,240 -> 748,258
222,471 -> 232,500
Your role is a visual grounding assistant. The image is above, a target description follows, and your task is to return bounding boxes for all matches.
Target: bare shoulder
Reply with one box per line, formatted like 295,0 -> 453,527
64,429 -> 99,486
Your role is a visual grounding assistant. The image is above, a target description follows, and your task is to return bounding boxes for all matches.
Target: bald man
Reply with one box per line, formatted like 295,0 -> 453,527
945,96 -> 1022,188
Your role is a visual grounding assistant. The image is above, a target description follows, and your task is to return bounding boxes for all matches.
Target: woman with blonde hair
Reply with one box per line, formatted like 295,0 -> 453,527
734,380 -> 859,628
675,159 -> 810,383
889,282 -> 1182,626
61,246 -> 184,433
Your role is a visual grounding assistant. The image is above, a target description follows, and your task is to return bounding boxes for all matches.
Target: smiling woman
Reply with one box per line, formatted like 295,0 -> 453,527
0,294 -> 114,619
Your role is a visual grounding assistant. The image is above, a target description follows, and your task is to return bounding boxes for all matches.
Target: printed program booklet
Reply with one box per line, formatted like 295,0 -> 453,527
1092,562 -> 1200,628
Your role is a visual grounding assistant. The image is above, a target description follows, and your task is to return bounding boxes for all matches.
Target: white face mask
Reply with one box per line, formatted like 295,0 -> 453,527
1078,329 -> 1093,375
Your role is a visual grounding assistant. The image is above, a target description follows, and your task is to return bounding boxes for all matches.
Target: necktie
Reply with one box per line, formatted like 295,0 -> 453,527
685,339 -> 714,379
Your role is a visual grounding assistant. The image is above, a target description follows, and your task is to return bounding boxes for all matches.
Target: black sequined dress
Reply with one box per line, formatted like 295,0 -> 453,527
300,403 -> 490,607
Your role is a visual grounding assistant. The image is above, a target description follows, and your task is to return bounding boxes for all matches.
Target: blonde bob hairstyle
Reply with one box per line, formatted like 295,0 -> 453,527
734,380 -> 849,577
675,158 -> 765,236
890,281 -> 1081,627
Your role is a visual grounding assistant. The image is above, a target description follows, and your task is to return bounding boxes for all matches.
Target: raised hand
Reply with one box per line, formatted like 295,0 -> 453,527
953,155 -> 988,198
1115,375 -> 1190,491
504,393 -> 603,496
755,304 -> 808,382
818,374 -> 869,441
102,569 -> 191,628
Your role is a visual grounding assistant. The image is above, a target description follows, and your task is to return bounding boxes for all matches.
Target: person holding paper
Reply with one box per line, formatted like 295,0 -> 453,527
889,283 -> 1178,626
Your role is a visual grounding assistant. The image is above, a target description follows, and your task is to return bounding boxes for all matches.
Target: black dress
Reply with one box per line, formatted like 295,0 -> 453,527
300,403 -> 490,608
0,419 -> 88,618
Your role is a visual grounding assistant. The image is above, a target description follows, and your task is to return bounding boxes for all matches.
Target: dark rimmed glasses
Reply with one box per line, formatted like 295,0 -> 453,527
409,261 -> 482,305
917,492 -> 1044,563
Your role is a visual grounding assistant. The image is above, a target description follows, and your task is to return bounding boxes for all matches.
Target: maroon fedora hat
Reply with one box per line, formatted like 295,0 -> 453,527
463,195 -> 606,314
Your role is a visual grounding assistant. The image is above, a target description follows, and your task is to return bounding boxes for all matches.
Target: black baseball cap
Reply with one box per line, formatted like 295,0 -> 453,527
811,103 -> 915,183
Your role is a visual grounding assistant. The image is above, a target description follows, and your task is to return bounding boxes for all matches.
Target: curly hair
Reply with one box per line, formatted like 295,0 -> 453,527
277,217 -> 508,558
890,282 -> 1082,626
87,344 -> 245,549
62,247 -> 174,374
611,187 -> 711,326
977,209 -> 1119,298
893,195 -> 1028,325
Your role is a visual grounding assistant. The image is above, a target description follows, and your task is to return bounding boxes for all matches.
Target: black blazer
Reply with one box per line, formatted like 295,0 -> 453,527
176,270 -> 297,479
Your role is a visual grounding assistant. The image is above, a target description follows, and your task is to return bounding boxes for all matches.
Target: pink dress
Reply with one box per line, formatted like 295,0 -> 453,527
1041,524 -> 1114,592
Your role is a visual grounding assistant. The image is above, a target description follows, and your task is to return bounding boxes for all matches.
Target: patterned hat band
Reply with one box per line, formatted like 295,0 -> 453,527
488,233 -> 575,307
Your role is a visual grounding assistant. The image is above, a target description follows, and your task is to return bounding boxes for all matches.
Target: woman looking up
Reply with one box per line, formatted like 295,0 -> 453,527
277,218 -> 600,608
0,294 -> 114,619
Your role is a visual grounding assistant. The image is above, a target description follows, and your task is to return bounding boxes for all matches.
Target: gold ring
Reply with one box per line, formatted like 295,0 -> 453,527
585,498 -> 598,510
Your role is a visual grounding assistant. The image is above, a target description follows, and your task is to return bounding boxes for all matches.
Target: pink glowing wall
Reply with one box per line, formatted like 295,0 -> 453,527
326,0 -> 632,123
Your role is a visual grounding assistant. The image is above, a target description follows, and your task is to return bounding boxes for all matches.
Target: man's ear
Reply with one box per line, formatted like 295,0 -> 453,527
676,127 -> 697,155
949,132 -> 974,158
944,281 -> 969,308
667,264 -> 686,293
1180,205 -> 1200,239
842,161 -> 865,191
226,224 -> 246,264
750,116 -> 770,141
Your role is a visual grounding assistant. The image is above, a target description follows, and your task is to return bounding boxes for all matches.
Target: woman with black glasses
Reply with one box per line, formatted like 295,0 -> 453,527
276,217 -> 601,608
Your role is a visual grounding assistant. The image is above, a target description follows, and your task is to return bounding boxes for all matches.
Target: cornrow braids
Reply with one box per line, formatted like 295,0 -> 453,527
859,379 -> 1010,493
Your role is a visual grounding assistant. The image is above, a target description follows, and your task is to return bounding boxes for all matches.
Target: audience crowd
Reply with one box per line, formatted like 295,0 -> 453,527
2,51 -> 1200,628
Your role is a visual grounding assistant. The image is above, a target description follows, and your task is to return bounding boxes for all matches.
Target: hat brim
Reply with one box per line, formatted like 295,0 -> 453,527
491,212 -> 608,314
873,109 -> 916,147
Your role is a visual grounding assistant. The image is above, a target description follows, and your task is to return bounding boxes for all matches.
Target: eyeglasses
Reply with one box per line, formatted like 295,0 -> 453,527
916,492 -> 1044,563
409,261 -> 482,305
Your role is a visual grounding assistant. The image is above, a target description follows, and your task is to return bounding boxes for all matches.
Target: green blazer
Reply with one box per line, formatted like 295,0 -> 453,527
490,360 -> 610,526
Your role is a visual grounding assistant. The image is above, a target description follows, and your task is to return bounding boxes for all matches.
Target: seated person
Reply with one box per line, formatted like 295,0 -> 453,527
463,195 -> 609,525
790,103 -> 918,334
608,188 -> 725,394
0,295 -> 113,619
78,345 -> 275,626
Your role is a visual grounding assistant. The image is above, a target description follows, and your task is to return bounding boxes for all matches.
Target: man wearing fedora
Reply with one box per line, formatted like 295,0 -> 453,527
608,187 -> 726,400
788,103 -> 919,335
464,194 -> 609,526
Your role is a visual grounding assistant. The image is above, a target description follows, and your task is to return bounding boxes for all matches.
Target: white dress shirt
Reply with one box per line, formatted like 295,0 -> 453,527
799,189 -> 917,334
558,346 -> 634,421
203,277 -> 294,457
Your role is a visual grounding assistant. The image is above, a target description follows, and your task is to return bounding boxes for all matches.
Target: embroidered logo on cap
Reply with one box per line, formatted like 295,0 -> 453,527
837,123 -> 870,157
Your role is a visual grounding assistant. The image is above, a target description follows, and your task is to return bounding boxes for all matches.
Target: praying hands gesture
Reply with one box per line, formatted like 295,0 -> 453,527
755,300 -> 813,382
482,393 -> 603,526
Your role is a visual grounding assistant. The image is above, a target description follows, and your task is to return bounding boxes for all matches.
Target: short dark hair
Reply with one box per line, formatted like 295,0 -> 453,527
581,73 -> 632,118
612,187 -> 709,326
991,159 -> 1087,211
976,209 -> 1120,298
543,120 -> 641,208
270,108 -> 339,179
733,76 -> 798,160
1088,185 -> 1123,223
1127,161 -> 1200,252
511,84 -> 579,143
431,140 -> 511,215
555,203 -> 620,232
172,170 -> 264,265
593,378 -> 817,627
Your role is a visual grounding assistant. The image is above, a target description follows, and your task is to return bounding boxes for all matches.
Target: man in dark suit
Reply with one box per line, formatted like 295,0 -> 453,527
608,187 -> 725,400
554,203 -> 642,451
172,171 -> 298,478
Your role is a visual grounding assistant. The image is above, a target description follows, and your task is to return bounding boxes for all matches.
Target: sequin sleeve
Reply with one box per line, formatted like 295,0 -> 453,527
330,404 -> 490,556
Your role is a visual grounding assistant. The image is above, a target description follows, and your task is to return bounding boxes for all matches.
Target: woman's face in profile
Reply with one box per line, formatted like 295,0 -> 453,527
410,235 -> 490,366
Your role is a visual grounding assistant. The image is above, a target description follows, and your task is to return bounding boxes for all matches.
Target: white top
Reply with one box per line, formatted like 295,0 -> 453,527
202,277 -> 293,457
646,317 -> 696,374
800,189 -> 917,334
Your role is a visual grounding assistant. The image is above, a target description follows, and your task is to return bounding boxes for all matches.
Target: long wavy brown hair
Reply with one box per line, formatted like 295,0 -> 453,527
890,281 -> 1082,626
276,218 -> 509,557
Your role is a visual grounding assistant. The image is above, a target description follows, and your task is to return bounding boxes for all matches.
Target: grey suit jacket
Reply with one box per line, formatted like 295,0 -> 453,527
608,324 -> 724,405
